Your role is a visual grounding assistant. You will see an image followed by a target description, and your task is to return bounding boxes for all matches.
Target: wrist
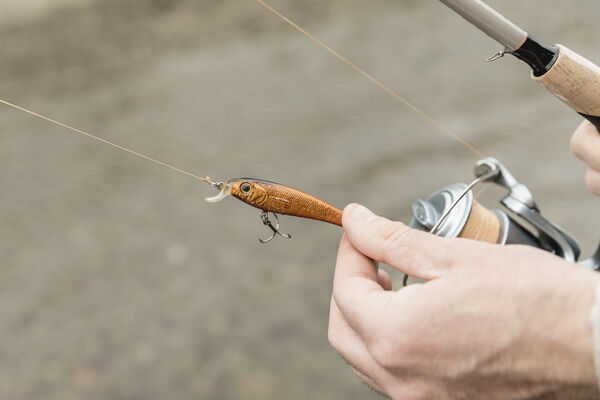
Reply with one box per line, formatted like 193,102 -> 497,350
512,265 -> 600,397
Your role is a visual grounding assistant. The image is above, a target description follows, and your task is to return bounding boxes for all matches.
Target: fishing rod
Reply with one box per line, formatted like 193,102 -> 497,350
439,0 -> 600,129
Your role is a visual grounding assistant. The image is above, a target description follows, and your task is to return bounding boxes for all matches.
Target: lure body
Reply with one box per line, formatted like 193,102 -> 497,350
228,178 -> 342,226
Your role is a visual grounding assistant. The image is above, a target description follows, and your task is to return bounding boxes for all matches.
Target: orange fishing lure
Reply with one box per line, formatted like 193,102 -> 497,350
205,178 -> 342,243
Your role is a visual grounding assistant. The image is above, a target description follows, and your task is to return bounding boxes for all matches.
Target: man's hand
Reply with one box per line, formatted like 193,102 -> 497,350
571,120 -> 600,196
329,204 -> 600,400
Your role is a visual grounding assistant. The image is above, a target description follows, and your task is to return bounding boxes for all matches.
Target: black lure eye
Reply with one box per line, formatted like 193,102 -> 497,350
240,182 -> 252,194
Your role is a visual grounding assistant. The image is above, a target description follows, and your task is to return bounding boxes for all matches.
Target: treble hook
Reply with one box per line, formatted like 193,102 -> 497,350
259,211 -> 292,244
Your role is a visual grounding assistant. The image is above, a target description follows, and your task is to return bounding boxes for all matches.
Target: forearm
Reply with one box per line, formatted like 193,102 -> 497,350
526,270 -> 598,399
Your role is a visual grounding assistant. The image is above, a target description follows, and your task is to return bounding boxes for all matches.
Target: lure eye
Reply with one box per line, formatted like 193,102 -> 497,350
240,182 -> 252,194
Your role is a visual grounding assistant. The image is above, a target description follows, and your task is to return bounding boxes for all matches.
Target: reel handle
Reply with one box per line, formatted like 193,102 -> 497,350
534,45 -> 600,131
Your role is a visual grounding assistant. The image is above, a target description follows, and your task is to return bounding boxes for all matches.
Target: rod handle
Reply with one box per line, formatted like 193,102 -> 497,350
533,45 -> 600,131
458,201 -> 501,244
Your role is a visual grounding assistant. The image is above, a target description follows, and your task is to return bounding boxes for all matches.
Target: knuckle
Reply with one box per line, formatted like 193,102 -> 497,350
327,318 -> 342,351
368,316 -> 426,370
368,334 -> 404,369
327,329 -> 342,352
570,129 -> 585,159
369,340 -> 395,368
585,168 -> 600,196
380,223 -> 418,260
572,123 -> 600,168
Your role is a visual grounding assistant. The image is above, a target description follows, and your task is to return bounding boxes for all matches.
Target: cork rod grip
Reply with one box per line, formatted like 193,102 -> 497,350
458,201 -> 501,244
533,45 -> 600,131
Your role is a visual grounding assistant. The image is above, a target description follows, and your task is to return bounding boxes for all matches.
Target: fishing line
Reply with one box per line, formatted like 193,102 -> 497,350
0,1 -> 484,183
254,0 -> 486,158
0,99 -> 211,183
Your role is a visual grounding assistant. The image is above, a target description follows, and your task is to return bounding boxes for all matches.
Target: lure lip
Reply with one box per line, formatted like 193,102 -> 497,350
205,183 -> 232,203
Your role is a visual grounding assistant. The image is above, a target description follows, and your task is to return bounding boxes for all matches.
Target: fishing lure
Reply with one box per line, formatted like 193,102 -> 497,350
205,178 -> 342,243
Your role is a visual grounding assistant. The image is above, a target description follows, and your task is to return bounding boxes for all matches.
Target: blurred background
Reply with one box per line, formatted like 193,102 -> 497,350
0,0 -> 599,398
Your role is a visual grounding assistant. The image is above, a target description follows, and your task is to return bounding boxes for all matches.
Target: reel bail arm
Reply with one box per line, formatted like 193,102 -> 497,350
481,158 -> 580,263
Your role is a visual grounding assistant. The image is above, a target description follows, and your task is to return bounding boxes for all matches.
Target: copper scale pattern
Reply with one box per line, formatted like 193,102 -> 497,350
229,179 -> 343,226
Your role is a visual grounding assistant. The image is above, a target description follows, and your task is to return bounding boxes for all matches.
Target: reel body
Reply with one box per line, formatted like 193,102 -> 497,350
410,158 -> 597,270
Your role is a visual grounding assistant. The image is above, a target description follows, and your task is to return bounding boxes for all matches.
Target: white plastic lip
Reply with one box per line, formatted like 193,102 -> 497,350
205,183 -> 232,203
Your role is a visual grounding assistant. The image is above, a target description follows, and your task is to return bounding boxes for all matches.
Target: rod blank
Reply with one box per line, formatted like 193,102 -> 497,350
438,0 -> 527,51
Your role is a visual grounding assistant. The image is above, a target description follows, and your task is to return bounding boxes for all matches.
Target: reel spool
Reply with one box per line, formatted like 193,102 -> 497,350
411,183 -> 539,248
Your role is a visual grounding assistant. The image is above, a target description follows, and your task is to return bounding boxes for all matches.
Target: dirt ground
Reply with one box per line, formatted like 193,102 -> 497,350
0,0 -> 599,399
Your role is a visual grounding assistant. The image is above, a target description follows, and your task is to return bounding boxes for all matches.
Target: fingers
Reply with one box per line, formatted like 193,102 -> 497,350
342,203 -> 470,280
571,120 -> 600,171
377,269 -> 393,291
585,167 -> 600,196
571,120 -> 600,196
335,233 -> 380,285
333,235 -> 396,337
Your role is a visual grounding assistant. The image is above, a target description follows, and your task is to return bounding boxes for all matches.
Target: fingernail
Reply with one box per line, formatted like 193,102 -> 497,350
346,204 -> 374,222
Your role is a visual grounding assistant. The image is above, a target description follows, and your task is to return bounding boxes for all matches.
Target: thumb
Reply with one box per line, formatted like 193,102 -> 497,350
342,203 -> 476,280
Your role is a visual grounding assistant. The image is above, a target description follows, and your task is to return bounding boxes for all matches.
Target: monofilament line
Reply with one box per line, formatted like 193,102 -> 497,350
254,0 -> 485,158
1,3 -> 483,177
0,99 -> 210,183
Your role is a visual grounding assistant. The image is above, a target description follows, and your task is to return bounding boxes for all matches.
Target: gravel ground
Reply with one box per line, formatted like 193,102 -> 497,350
0,0 -> 599,399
